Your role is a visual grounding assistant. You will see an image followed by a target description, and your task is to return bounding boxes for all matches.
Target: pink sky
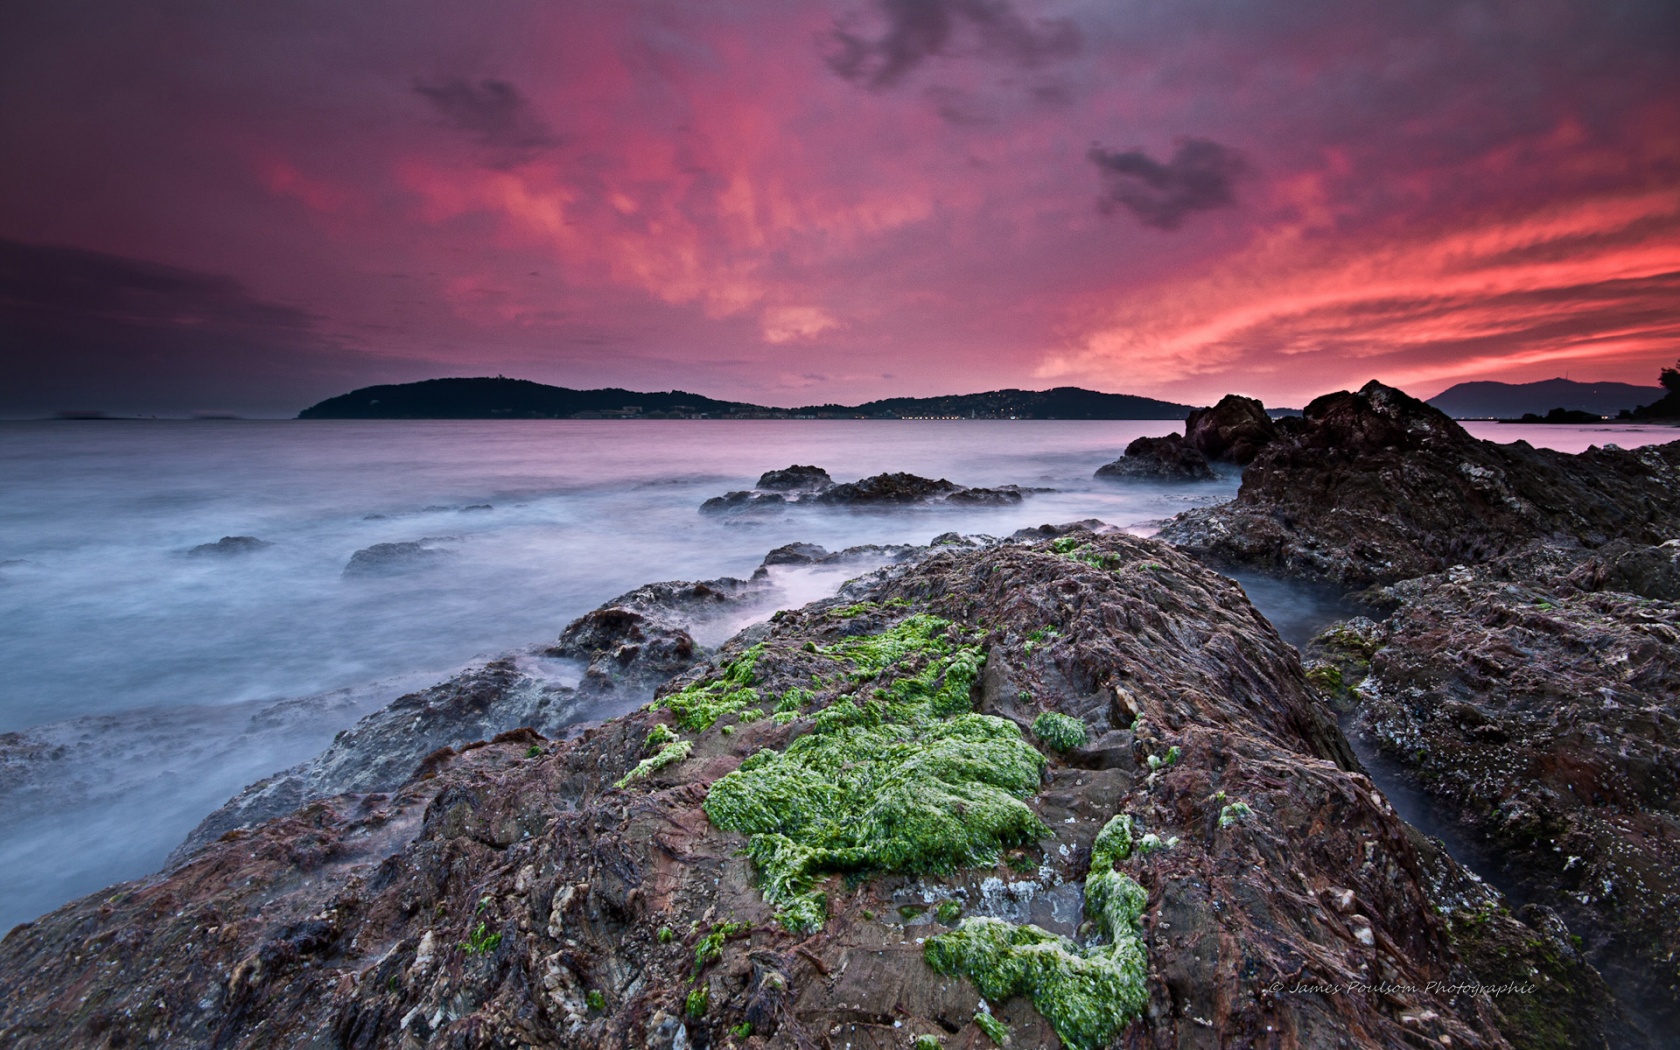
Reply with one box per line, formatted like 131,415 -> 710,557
2,0 -> 1677,415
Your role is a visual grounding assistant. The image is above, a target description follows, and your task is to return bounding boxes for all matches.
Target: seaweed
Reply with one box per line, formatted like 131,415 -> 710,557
615,739 -> 693,789
1031,712 -> 1087,752
923,813 -> 1149,1050
654,645 -> 766,731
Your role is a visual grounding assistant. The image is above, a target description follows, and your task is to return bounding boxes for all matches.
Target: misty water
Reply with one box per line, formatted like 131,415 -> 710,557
1,417 -> 1673,932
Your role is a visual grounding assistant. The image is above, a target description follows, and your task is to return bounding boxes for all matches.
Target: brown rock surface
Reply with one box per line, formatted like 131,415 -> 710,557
1184,394 -> 1279,465
0,533 -> 1606,1050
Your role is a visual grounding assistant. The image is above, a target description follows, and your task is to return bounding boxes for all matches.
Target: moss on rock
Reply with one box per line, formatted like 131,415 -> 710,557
1031,711 -> 1087,752
923,812 -> 1150,1050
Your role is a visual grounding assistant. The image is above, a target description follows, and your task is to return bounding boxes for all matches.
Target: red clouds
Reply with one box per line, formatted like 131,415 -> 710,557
2,0 -> 1676,414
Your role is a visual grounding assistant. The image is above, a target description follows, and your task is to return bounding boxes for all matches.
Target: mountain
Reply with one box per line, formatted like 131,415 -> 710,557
1426,378 -> 1662,419
296,377 -> 759,419
792,386 -> 1192,419
297,378 -> 1195,420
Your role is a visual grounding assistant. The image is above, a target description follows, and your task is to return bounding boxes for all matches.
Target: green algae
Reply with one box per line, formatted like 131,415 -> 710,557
685,986 -> 709,1017
914,1036 -> 943,1050
1048,537 -> 1125,572
973,1010 -> 1010,1045
615,739 -> 693,789
923,813 -> 1149,1050
644,723 -> 678,750
694,921 -> 749,975
1031,712 -> 1087,752
936,899 -> 963,924
706,713 -> 1047,932
1219,800 -> 1253,828
654,644 -> 765,731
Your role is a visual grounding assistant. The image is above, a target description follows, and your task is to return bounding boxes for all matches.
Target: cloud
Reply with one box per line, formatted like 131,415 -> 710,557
413,77 -> 559,168
0,239 -> 398,416
1088,138 -> 1249,230
827,0 -> 1079,89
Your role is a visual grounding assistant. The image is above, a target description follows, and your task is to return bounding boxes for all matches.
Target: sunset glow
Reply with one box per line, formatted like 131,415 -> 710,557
3,0 -> 1677,414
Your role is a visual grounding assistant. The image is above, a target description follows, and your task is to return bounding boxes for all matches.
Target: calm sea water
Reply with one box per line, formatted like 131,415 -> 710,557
0,417 -> 1671,930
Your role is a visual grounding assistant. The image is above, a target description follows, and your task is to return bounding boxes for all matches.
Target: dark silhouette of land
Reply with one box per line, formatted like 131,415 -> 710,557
1427,377 -> 1661,419
297,377 -> 1194,420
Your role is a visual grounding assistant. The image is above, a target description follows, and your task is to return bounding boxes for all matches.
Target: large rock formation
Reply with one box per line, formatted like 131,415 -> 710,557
1094,434 -> 1216,481
0,533 -> 1632,1049
1160,381 -> 1680,587
1184,394 -> 1279,465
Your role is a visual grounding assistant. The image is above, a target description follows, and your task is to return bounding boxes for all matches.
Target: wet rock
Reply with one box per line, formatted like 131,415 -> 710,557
760,542 -> 829,566
1095,434 -> 1216,480
755,465 -> 833,491
1184,393 -> 1278,465
1008,519 -> 1114,542
187,535 -> 273,556
703,471 -> 1033,513
1160,381 -> 1680,587
342,540 -> 454,577
0,534 -> 1598,1050
1351,556 -> 1680,1039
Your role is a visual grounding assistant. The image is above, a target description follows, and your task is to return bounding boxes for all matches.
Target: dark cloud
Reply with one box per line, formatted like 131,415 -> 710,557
827,0 -> 1079,90
0,239 -> 399,417
1087,139 -> 1249,230
413,77 -> 559,168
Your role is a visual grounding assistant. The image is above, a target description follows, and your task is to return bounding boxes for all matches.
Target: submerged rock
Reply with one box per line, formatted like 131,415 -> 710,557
342,540 -> 454,577
187,535 -> 272,556
0,533 -> 1619,1049
1094,433 -> 1216,480
755,464 -> 833,491
702,470 -> 1033,513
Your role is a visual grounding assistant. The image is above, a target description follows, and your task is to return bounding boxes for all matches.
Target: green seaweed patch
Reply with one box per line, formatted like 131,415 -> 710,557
775,686 -> 810,713
1218,800 -> 1253,828
1048,538 -> 1125,572
645,723 -> 679,750
924,812 -> 1149,1050
694,921 -> 750,975
654,644 -> 765,731
585,989 -> 606,1011
936,899 -> 963,924
820,613 -> 969,682
615,739 -> 693,788
973,1010 -> 1010,1045
1031,712 -> 1087,753
705,713 -> 1047,932
685,986 -> 709,1018
914,1036 -> 943,1050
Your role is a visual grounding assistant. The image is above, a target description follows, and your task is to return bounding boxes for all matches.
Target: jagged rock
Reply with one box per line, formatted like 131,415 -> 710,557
342,540 -> 454,576
1159,380 -> 1680,587
1184,394 -> 1278,465
1094,434 -> 1216,480
699,490 -> 786,514
702,471 -> 1032,513
0,534 -> 1621,1049
187,535 -> 272,556
1008,519 -> 1114,542
1351,553 -> 1680,1038
755,465 -> 833,491
760,542 -> 829,565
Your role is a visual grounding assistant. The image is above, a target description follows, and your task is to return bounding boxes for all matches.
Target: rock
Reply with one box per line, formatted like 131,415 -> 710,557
1184,394 -> 1278,465
1095,434 -> 1216,480
755,465 -> 833,491
342,540 -> 454,577
1159,380 -> 1680,587
0,533 -> 1616,1049
187,535 -> 273,556
760,542 -> 829,566
1350,553 -> 1680,1038
1008,519 -> 1114,542
702,471 -> 1031,513
699,490 -> 786,514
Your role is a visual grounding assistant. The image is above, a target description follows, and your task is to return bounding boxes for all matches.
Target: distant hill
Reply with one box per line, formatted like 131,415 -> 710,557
298,378 -> 1194,420
297,378 -> 759,419
1427,378 -> 1662,419
793,386 -> 1191,420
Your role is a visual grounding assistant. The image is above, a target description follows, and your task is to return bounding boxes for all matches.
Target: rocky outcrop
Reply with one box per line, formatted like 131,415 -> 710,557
1094,434 -> 1216,481
1347,550 -> 1680,1039
343,540 -> 455,577
1185,394 -> 1278,465
755,465 -> 833,491
1160,381 -> 1680,587
702,470 -> 1035,513
187,536 -> 272,557
0,532 -> 1621,1049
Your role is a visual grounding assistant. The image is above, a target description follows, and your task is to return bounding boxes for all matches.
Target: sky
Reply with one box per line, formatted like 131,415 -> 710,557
2,0 -> 1677,416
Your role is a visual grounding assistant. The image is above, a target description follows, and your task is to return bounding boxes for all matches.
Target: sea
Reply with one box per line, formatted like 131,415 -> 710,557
1,417 -> 1673,932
